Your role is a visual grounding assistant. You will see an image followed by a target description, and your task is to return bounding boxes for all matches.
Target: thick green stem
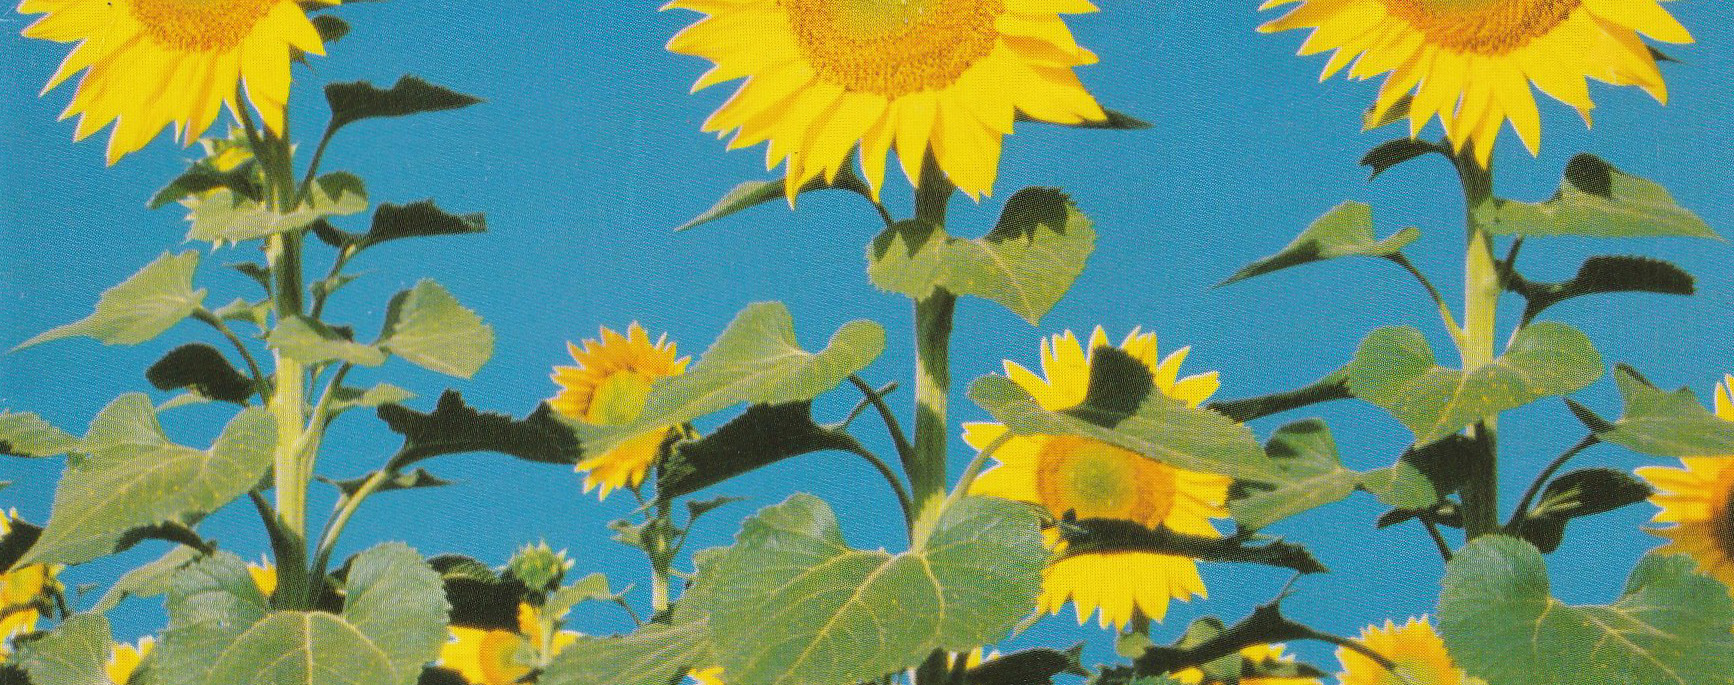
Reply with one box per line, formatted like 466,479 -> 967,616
266,233 -> 313,609
907,158 -> 956,540
1455,156 -> 1502,539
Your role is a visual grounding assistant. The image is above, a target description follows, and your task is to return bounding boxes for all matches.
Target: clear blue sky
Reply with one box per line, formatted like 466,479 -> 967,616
3,2 -> 1732,675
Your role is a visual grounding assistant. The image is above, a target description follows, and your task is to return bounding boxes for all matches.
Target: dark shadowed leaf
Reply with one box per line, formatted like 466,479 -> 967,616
146,344 -> 255,405
658,402 -> 858,500
325,76 -> 482,133
1516,255 -> 1695,322
1514,468 -> 1653,553
1361,138 -> 1447,179
352,201 -> 487,252
378,391 -> 580,467
675,165 -> 871,232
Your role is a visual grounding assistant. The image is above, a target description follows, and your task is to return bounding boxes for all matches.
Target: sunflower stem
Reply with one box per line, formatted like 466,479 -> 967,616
908,157 -> 956,543
1454,153 -> 1502,540
650,497 -> 675,615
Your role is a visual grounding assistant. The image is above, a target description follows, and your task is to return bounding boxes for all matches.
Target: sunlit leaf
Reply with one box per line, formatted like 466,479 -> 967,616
16,252 -> 205,350
1568,365 -> 1734,457
267,315 -> 387,368
0,412 -> 77,458
379,280 -> 494,379
184,173 -> 368,244
1219,202 -> 1418,286
1476,155 -> 1715,239
18,613 -> 111,685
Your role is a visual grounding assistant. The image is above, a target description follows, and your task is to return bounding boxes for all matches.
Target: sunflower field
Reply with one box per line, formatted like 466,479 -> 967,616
2,2 -> 1732,685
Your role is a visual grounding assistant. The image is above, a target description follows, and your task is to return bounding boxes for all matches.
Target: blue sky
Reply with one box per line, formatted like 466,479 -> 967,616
3,2 -> 1732,676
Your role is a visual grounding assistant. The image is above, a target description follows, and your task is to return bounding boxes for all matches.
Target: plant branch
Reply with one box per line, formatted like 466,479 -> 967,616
843,441 -> 916,533
847,375 -> 915,466
1506,434 -> 1600,532
295,125 -> 340,207
1387,254 -> 1463,343
1422,517 -> 1454,562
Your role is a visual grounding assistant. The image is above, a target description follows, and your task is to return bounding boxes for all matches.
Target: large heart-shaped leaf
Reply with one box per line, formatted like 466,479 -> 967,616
569,302 -> 884,461
540,622 -> 712,685
202,611 -> 397,685
969,347 -> 1281,484
1439,536 -> 1734,685
16,252 -> 205,350
868,187 -> 1095,324
154,552 -> 274,685
1569,365 -> 1734,457
22,397 -> 275,566
1475,155 -> 1715,239
1348,323 -> 1602,446
1219,202 -> 1419,286
340,543 -> 450,685
701,494 -> 1043,685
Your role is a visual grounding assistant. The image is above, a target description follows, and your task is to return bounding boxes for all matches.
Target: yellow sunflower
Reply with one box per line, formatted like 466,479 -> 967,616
18,0 -> 337,164
247,558 -> 278,598
440,602 -> 579,685
1636,375 -> 1734,597
966,328 -> 1231,630
1259,0 -> 1693,167
665,0 -> 1107,202
551,323 -> 690,499
106,637 -> 155,685
1339,618 -> 1473,685
1172,643 -> 1321,685
689,667 -> 727,685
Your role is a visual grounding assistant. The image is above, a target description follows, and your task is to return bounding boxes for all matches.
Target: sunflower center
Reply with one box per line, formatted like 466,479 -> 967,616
1380,0 -> 1580,55
778,0 -> 1005,98
128,0 -> 279,52
586,372 -> 654,425
1035,436 -> 1177,526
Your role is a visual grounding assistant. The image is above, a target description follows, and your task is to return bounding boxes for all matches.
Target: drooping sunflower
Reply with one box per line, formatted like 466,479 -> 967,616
1338,618 -> 1472,685
665,0 -> 1107,202
550,323 -> 690,499
967,328 -> 1232,630
17,0 -> 337,164
440,602 -> 579,685
1172,643 -> 1321,685
1259,0 -> 1694,167
106,637 -> 155,685
1635,375 -> 1734,597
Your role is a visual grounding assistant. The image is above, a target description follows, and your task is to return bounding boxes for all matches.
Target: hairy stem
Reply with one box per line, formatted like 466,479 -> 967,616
1454,155 -> 1502,540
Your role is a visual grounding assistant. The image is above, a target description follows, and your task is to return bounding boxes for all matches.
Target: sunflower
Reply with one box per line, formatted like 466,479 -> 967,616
106,637 -> 155,685
1172,643 -> 1321,685
665,0 -> 1107,202
1635,375 -> 1734,597
966,328 -> 1231,629
18,0 -> 337,164
551,323 -> 690,500
0,511 -> 59,665
689,667 -> 726,685
440,602 -> 579,685
1259,0 -> 1693,167
1339,618 -> 1473,685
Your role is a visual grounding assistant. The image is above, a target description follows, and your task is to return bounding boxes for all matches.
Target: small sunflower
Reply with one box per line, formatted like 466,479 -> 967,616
440,603 -> 579,685
106,637 -> 155,685
18,0 -> 337,164
1172,643 -> 1321,685
689,667 -> 727,685
1636,375 -> 1734,597
551,323 -> 690,500
1339,617 -> 1472,685
967,328 -> 1231,629
665,0 -> 1107,202
1259,0 -> 1693,167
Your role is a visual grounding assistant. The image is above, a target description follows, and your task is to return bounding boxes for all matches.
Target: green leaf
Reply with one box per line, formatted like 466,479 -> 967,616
674,165 -> 871,232
340,543 -> 449,685
1348,322 -> 1603,446
1515,468 -> 1654,553
569,302 -> 884,463
1476,154 -> 1717,239
379,280 -> 494,379
701,495 -> 1044,685
968,347 -> 1282,484
1219,202 -> 1419,287
1360,138 -> 1446,179
184,173 -> 368,244
154,552 -> 273,685
0,412 -> 78,458
377,391 -> 580,467
324,76 -> 483,133
1516,255 -> 1695,322
267,316 -> 388,368
309,15 -> 348,44
658,402 -> 858,500
16,251 -> 205,350
1229,419 -> 1362,530
868,188 -> 1094,324
149,160 -> 262,210
202,612 -> 397,685
318,468 -> 452,498
351,201 -> 486,252
542,573 -> 620,622
1057,519 -> 1327,575
18,613 -> 111,685
1570,365 -> 1734,457
329,384 -> 414,415
541,622 -> 712,685
22,398 -> 275,566
146,344 -> 256,405
1439,536 -> 1734,685
90,545 -> 204,613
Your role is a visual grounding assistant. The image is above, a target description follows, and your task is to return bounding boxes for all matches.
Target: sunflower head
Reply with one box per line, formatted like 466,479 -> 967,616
0,510 -> 61,643
1636,375 -> 1734,598
1259,0 -> 1694,167
967,327 -> 1232,629
1338,617 -> 1469,685
551,323 -> 689,499
441,602 -> 579,685
1172,643 -> 1321,685
18,0 -> 338,163
106,637 -> 156,685
666,0 -> 1107,202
